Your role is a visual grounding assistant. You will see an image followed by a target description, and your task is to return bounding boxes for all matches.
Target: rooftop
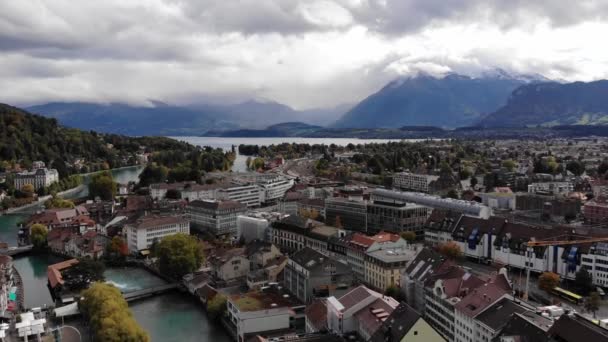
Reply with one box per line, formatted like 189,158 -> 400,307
187,199 -> 247,211
548,313 -> 608,342
132,215 -> 188,229
230,288 -> 303,312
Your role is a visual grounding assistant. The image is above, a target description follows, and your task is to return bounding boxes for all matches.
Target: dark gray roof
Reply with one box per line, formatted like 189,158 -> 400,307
369,303 -> 423,342
404,248 -> 445,283
494,312 -> 551,342
548,314 -> 608,342
475,298 -> 527,331
290,247 -> 349,274
187,199 -> 246,211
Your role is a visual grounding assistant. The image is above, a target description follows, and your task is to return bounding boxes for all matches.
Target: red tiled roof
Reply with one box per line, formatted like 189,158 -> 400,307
47,259 -> 79,288
305,300 -> 328,331
337,285 -> 375,311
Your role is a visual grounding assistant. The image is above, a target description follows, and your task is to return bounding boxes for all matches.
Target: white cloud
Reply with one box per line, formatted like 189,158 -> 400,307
0,0 -> 608,109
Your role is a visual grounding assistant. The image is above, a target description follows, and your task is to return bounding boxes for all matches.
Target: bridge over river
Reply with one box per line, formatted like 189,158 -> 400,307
122,283 -> 181,302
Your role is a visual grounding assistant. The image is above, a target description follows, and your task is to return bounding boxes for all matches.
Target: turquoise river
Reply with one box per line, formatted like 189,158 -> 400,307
0,166 -> 230,341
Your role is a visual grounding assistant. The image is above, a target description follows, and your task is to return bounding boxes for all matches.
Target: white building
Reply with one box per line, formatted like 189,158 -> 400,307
217,184 -> 263,208
527,182 -> 574,196
393,172 -> 439,193
226,288 -> 305,342
237,212 -> 284,242
326,285 -> 400,339
14,167 -> 59,190
126,215 -> 190,253
257,175 -> 294,203
187,200 -> 247,237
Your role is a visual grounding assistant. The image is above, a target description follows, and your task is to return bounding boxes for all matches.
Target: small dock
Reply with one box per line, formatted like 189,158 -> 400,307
123,283 -> 180,302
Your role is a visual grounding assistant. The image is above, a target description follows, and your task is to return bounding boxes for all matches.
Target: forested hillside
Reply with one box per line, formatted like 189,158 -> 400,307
0,103 -> 193,175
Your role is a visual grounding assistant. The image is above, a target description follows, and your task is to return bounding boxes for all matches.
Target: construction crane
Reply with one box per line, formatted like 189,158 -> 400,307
523,237 -> 608,301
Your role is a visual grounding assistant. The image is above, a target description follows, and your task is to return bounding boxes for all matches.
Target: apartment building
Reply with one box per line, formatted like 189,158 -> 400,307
270,216 -> 322,254
227,287 -> 305,342
326,285 -> 400,340
364,245 -> 417,291
401,248 -> 447,314
325,197 -> 367,232
187,200 -> 247,237
345,232 -> 407,281
126,215 -> 189,253
283,247 -> 352,303
393,172 -> 438,193
584,199 -> 608,224
208,247 -> 250,283
527,182 -> 574,196
366,198 -> 430,235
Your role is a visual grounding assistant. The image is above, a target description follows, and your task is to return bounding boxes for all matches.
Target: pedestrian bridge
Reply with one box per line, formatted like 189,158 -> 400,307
123,283 -> 180,302
0,245 -> 33,256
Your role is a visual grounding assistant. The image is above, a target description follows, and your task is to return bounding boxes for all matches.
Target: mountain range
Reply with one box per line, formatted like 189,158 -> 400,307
333,69 -> 546,128
27,100 -> 349,136
22,69 -> 608,136
478,80 -> 608,127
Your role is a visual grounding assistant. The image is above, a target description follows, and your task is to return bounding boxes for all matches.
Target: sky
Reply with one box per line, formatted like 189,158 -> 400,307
1,0 -> 608,109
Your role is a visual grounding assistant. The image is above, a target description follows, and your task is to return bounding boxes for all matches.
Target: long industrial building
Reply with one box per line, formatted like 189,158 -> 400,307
372,188 -> 492,219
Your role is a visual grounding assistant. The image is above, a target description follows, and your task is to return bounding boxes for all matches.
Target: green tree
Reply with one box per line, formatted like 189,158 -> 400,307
575,268 -> 594,295
585,292 -> 601,318
400,231 -> 416,243
30,224 -> 48,249
566,160 -> 585,176
207,294 -> 227,320
538,272 -> 560,293
80,283 -> 149,342
44,195 -> 75,209
446,189 -> 459,199
470,175 -> 478,188
89,170 -> 117,200
598,161 -> 608,177
156,234 -> 204,279
385,285 -> 402,300
502,159 -> 517,172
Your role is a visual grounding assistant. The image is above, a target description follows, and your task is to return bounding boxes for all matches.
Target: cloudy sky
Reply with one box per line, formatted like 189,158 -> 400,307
1,0 -> 608,109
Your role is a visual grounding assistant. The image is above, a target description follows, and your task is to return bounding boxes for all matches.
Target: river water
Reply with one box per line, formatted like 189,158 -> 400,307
0,166 -> 229,341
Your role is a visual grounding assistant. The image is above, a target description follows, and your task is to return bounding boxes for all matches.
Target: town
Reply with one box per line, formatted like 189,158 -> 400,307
1,137 -> 608,342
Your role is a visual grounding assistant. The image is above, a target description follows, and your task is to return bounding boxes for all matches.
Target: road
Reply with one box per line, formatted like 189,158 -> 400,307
458,259 -> 608,320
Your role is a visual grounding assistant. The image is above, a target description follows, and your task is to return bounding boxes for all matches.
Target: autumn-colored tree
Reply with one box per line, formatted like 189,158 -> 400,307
334,215 -> 343,229
80,283 -> 149,342
30,224 -> 48,249
538,272 -> 560,293
400,231 -> 416,243
438,241 -> 462,260
299,208 -> 320,220
21,184 -> 35,198
107,236 -> 129,258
